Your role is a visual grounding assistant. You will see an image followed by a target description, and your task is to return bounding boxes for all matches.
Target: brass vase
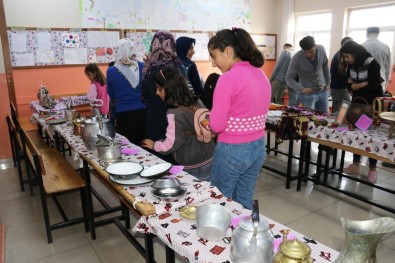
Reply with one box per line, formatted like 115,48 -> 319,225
334,217 -> 395,263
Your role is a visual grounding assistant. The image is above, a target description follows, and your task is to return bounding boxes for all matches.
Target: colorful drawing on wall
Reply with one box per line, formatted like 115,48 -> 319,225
80,0 -> 251,31
95,47 -> 105,56
62,32 -> 80,47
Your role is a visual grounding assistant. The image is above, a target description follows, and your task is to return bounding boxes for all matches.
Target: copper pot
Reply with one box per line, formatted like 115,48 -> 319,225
72,117 -> 85,136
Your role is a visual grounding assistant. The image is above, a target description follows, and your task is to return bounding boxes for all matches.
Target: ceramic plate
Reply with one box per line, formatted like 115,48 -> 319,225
140,163 -> 172,179
106,162 -> 144,176
109,174 -> 154,186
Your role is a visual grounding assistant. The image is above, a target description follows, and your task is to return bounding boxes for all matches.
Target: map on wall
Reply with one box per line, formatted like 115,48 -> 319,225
80,0 -> 251,31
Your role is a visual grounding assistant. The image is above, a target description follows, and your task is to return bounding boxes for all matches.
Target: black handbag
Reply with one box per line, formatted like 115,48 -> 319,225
346,97 -> 372,125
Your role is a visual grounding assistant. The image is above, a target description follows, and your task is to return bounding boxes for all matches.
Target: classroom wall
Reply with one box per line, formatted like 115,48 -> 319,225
294,0 -> 395,91
0,0 -> 280,158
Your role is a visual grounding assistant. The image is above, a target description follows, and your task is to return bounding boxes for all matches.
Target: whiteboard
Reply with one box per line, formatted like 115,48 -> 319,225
80,0 -> 251,31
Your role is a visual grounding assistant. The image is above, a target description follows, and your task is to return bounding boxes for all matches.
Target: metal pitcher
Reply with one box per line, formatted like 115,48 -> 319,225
81,117 -> 115,151
230,200 -> 274,263
37,85 -> 48,106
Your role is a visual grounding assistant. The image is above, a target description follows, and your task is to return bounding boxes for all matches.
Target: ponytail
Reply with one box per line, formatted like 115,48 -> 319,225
208,28 -> 264,68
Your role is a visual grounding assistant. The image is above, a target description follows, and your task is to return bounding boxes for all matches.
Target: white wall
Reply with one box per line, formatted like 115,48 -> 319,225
294,0 -> 395,57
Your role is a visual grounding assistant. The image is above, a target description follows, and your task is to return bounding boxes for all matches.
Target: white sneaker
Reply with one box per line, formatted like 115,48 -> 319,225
343,164 -> 360,175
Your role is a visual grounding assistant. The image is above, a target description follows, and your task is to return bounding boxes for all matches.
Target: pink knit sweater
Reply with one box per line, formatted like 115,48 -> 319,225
210,61 -> 271,144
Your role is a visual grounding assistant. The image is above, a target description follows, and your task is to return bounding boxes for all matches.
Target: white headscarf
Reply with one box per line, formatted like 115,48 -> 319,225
114,38 -> 139,88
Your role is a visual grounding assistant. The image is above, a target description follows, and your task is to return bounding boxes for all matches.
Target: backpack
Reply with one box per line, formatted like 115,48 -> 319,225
182,105 -> 215,143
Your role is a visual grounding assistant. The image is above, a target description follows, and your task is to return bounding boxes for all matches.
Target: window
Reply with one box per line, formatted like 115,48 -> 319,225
294,12 -> 332,57
347,4 -> 395,64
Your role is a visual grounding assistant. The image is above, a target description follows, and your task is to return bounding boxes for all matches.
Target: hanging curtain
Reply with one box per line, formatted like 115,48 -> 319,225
279,0 -> 295,56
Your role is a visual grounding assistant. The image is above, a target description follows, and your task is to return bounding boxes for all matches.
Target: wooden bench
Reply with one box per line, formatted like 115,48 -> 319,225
19,128 -> 88,243
6,116 -> 48,194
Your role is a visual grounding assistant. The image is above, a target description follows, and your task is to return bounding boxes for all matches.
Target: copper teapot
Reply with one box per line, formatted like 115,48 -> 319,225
274,230 -> 312,263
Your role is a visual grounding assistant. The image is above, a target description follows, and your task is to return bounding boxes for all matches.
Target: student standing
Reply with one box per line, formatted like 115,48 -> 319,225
286,36 -> 330,113
106,39 -> 145,145
142,31 -> 186,163
85,63 -> 110,117
362,27 -> 391,91
340,40 -> 383,183
141,66 -> 215,181
270,43 -> 293,104
176,36 -> 207,105
330,37 -> 352,113
207,28 -> 271,209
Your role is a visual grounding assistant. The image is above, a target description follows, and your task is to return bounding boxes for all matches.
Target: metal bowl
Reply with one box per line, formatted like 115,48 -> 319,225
151,176 -> 182,189
151,186 -> 187,202
196,204 -> 231,241
106,162 -> 144,180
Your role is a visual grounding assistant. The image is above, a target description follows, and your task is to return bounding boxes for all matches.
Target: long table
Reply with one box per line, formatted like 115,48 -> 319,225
32,114 -> 339,262
266,109 -> 395,214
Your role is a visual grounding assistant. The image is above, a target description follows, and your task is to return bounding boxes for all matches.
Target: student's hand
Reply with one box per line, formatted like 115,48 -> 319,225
302,87 -> 314,94
347,78 -> 354,84
141,139 -> 154,149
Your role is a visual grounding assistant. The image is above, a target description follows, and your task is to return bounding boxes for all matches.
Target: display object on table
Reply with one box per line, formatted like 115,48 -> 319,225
95,140 -> 122,162
37,83 -> 48,106
335,100 -> 351,125
276,108 -> 311,141
81,111 -> 115,151
196,203 -> 231,242
274,229 -> 313,263
230,200 -> 274,263
334,217 -> 395,263
346,97 -> 373,126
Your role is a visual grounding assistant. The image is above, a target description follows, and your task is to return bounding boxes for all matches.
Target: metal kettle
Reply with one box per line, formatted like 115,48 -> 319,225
274,230 -> 313,263
230,200 -> 274,263
37,84 -> 48,106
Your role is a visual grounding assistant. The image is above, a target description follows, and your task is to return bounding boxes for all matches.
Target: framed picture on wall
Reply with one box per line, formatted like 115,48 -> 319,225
251,34 -> 277,61
335,100 -> 351,124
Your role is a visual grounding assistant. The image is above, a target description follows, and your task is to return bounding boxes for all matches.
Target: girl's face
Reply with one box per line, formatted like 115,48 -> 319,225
343,53 -> 355,65
156,85 -> 165,101
209,46 -> 234,73
86,71 -> 96,81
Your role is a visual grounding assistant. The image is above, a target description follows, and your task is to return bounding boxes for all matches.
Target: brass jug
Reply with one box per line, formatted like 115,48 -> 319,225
274,230 -> 312,263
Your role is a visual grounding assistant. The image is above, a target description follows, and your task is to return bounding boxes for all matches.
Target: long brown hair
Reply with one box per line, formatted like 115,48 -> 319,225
84,63 -> 106,85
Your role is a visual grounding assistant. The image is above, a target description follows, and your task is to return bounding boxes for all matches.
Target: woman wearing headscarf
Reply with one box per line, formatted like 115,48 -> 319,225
142,31 -> 187,163
176,36 -> 207,105
107,38 -> 145,145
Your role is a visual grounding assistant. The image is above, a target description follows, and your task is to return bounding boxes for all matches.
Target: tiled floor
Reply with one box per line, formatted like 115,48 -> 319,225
1,140 -> 395,262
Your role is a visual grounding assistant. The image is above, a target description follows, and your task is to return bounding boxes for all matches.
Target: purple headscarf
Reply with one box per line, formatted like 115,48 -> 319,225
142,30 -> 183,75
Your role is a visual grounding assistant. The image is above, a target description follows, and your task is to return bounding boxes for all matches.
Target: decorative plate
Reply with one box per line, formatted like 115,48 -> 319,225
140,163 -> 172,179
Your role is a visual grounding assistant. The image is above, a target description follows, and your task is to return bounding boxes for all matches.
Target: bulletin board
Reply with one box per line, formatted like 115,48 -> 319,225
125,30 -> 211,61
251,34 -> 277,61
7,28 -> 121,67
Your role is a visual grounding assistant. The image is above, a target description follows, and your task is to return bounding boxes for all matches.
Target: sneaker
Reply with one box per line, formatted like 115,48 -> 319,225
368,170 -> 377,183
343,164 -> 360,175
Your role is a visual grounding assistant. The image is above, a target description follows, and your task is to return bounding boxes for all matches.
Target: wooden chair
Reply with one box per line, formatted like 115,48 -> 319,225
19,128 -> 89,243
6,116 -> 23,190
372,97 -> 395,125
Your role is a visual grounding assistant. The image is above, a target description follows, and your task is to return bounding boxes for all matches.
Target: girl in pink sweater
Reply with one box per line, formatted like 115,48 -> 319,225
85,63 -> 110,116
208,28 -> 271,209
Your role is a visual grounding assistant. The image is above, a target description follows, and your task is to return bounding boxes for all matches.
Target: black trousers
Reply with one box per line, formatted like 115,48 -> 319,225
116,109 -> 146,145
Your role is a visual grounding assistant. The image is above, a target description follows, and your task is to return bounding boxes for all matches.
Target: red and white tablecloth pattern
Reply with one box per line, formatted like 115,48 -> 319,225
267,110 -> 395,162
133,195 -> 339,263
30,95 -> 89,113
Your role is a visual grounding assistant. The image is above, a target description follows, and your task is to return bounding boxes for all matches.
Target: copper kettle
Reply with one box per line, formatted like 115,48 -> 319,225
274,230 -> 313,263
